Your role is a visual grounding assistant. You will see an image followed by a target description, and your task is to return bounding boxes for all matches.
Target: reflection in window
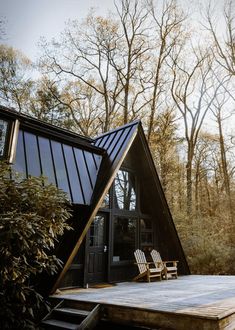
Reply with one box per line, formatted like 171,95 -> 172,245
141,232 -> 153,245
140,219 -> 152,230
89,216 -> 104,247
114,170 -> 136,210
0,119 -> 9,158
100,192 -> 109,209
140,218 -> 153,249
113,217 -> 136,261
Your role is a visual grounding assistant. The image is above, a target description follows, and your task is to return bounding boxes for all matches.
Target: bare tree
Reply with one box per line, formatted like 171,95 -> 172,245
206,0 -> 235,76
169,45 -> 219,216
0,45 -> 33,112
113,0 -> 151,123
209,73 -> 234,219
39,13 -> 121,132
39,1 -> 151,132
146,0 -> 186,143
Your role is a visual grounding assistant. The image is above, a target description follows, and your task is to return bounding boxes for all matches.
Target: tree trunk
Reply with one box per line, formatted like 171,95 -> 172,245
218,118 -> 233,220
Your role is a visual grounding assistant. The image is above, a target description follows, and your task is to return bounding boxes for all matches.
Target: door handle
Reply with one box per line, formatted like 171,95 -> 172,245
104,245 -> 107,253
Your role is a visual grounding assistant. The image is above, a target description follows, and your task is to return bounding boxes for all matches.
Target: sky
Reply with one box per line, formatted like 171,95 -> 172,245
1,0 -> 223,62
1,0 -> 233,134
1,0 -> 116,61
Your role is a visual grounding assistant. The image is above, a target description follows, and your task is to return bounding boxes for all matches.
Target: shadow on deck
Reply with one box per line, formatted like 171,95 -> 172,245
50,275 -> 235,330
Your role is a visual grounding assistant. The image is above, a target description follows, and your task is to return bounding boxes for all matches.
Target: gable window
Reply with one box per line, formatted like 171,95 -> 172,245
114,169 -> 136,210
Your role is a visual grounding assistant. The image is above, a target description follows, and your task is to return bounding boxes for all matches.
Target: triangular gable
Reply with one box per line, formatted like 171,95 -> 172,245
50,120 -> 189,293
51,121 -> 140,293
126,126 -> 190,275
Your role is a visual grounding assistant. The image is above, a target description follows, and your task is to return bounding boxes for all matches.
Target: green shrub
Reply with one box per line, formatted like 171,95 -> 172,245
0,162 -> 72,329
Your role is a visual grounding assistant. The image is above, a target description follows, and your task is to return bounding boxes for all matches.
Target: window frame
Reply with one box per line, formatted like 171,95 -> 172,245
108,166 -> 154,266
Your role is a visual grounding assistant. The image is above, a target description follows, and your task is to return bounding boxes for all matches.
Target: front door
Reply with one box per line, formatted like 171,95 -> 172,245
87,214 -> 108,284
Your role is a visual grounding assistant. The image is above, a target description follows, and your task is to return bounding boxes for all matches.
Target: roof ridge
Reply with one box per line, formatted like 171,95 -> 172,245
93,119 -> 141,141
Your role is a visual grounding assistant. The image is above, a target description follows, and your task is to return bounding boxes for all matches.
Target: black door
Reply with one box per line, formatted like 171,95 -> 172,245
87,214 -> 108,284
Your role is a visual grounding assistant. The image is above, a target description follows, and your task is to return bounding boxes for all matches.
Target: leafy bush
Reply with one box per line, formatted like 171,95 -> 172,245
0,162 -> 72,329
174,211 -> 235,275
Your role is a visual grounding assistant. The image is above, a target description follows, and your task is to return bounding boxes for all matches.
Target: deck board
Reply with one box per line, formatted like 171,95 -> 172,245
54,275 -> 235,329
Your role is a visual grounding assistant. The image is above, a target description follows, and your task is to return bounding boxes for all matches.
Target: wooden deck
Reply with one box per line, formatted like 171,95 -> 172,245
53,275 -> 235,329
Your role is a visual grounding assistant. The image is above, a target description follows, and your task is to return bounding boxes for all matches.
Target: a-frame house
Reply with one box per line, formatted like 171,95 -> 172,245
0,106 -> 190,295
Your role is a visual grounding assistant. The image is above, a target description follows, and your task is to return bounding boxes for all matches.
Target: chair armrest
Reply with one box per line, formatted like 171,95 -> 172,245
163,261 -> 178,266
135,262 -> 155,265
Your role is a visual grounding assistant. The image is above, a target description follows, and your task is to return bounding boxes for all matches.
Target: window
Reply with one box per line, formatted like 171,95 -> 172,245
100,192 -> 109,208
140,218 -> 153,251
0,119 -> 10,159
89,215 -> 105,247
114,170 -> 136,210
113,217 -> 136,262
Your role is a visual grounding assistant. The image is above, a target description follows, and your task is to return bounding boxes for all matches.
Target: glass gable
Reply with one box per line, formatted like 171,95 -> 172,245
114,170 -> 136,210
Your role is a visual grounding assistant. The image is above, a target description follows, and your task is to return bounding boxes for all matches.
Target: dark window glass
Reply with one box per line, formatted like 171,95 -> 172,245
38,137 -> 56,184
89,215 -> 105,247
51,141 -> 71,199
100,192 -> 109,209
141,232 -> 153,245
113,217 -> 136,262
140,219 -> 152,230
114,170 -> 136,210
14,130 -> 26,177
63,144 -> 84,204
0,119 -> 9,158
140,218 -> 153,250
24,132 -> 41,177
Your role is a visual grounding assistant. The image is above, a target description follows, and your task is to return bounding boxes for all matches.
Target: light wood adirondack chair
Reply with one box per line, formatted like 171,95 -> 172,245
150,249 -> 178,279
133,249 -> 162,282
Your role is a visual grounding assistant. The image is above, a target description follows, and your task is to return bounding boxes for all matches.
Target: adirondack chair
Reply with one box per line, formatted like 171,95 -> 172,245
133,249 -> 162,282
150,249 -> 178,280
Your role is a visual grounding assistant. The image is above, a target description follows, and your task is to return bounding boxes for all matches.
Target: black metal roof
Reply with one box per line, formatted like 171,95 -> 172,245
0,106 -> 141,206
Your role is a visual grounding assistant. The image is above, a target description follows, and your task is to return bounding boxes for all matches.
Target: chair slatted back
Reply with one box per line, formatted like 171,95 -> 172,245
134,249 -> 147,274
151,249 -> 163,268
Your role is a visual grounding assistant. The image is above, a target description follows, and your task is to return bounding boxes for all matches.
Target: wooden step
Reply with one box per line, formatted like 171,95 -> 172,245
41,318 -> 79,329
55,307 -> 90,317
